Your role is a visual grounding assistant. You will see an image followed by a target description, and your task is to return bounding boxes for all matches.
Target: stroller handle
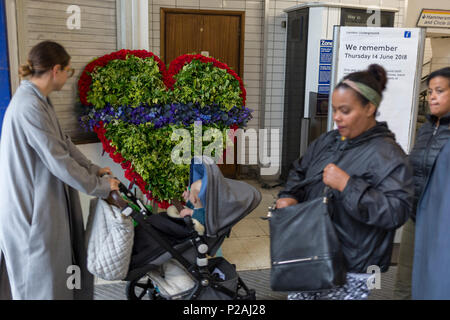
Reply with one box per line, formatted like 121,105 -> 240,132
115,181 -> 151,215
108,190 -> 128,209
102,173 -> 148,214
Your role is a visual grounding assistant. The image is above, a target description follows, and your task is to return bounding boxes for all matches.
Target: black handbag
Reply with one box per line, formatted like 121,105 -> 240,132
268,176 -> 347,292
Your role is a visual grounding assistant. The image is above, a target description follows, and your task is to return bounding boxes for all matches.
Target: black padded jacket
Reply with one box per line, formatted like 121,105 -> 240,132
278,122 -> 414,273
408,112 -> 450,221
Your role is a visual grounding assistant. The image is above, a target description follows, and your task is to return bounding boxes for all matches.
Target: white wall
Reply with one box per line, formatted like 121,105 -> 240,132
430,38 -> 450,72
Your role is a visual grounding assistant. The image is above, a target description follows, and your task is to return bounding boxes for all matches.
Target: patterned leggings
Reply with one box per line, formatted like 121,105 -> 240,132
287,273 -> 371,300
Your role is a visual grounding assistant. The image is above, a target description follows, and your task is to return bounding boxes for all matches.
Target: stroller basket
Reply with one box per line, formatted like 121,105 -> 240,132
192,257 -> 240,300
144,257 -> 240,300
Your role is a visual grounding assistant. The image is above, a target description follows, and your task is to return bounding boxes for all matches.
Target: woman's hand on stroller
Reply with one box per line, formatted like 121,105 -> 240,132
96,167 -> 120,192
103,178 -> 128,209
97,166 -> 113,177
105,179 -> 128,209
275,197 -> 298,209
108,177 -> 120,191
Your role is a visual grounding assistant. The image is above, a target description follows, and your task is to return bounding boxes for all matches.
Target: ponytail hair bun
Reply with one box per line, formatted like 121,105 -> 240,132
19,41 -> 70,79
367,64 -> 387,92
19,62 -> 33,78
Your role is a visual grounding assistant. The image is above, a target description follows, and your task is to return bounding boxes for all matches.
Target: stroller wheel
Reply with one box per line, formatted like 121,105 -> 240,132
126,275 -> 161,300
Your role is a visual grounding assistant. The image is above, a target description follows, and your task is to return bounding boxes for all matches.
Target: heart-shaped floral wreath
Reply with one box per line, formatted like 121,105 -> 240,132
78,49 -> 253,208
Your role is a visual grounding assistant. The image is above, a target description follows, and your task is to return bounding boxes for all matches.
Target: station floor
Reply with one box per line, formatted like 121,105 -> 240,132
220,179 -> 281,271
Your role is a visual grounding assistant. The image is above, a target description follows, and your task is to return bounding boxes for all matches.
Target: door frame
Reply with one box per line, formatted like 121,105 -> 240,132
160,7 -> 245,79
160,7 -> 245,178
4,0 -> 21,94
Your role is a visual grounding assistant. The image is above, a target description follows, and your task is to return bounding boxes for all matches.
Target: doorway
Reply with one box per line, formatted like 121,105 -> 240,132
161,8 -> 245,178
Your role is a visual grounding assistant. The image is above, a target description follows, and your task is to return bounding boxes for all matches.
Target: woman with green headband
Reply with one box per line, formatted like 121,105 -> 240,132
276,64 -> 414,300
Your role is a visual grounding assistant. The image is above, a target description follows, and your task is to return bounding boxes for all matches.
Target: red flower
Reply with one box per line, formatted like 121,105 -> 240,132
121,161 -> 131,170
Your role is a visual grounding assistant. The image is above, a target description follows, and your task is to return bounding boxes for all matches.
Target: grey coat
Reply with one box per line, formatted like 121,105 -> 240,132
0,80 -> 110,300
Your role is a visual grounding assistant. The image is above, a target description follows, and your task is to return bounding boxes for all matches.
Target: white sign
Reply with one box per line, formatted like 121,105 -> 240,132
417,9 -> 450,28
332,27 -> 423,153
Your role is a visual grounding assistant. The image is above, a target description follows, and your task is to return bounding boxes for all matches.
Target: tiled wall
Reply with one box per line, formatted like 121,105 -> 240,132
18,0 -> 118,141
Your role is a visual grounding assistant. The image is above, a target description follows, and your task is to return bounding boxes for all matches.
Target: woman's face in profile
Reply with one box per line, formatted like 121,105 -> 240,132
428,76 -> 450,119
53,62 -> 72,91
331,87 -> 376,139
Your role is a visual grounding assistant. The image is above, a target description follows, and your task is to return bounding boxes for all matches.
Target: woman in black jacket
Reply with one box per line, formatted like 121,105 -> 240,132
394,67 -> 450,299
277,65 -> 414,300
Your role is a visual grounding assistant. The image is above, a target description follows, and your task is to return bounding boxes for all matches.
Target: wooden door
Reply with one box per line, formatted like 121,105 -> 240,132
161,8 -> 245,178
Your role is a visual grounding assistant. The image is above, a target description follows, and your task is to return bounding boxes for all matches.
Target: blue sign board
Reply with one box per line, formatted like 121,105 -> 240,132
319,40 -> 333,64
318,39 -> 333,94
0,0 -> 11,136
318,64 -> 332,84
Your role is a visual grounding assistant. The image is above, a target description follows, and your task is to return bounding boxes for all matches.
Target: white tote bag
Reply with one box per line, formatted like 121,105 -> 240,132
85,198 -> 134,281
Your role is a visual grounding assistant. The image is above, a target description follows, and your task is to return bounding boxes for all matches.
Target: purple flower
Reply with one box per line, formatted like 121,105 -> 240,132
79,102 -> 253,131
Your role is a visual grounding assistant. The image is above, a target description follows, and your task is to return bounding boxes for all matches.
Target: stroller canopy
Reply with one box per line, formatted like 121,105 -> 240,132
189,156 -> 261,237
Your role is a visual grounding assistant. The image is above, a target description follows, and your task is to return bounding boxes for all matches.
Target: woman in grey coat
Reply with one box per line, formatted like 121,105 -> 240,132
0,41 -> 120,300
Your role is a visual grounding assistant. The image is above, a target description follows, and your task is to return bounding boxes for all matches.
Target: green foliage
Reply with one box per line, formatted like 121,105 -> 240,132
87,55 -> 167,109
104,121 -> 227,202
171,60 -> 242,111
86,54 -> 246,203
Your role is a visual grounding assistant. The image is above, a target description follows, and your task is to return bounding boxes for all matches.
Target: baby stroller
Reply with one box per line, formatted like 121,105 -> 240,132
115,156 -> 261,300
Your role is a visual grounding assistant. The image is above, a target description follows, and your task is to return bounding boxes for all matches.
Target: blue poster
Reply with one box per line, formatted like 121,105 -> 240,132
319,40 -> 333,64
319,65 -> 331,84
318,39 -> 333,95
0,0 -> 11,136
318,85 -> 330,94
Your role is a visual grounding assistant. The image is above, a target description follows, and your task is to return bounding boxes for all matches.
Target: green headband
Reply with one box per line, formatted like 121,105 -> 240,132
342,79 -> 381,108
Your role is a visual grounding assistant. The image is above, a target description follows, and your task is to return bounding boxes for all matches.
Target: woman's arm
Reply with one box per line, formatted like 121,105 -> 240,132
64,135 -> 103,176
277,137 -> 321,203
339,162 -> 414,230
20,102 -> 112,198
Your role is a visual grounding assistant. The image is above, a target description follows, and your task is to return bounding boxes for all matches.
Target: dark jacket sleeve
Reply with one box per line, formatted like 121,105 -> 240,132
278,138 -> 320,202
339,161 -> 414,230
